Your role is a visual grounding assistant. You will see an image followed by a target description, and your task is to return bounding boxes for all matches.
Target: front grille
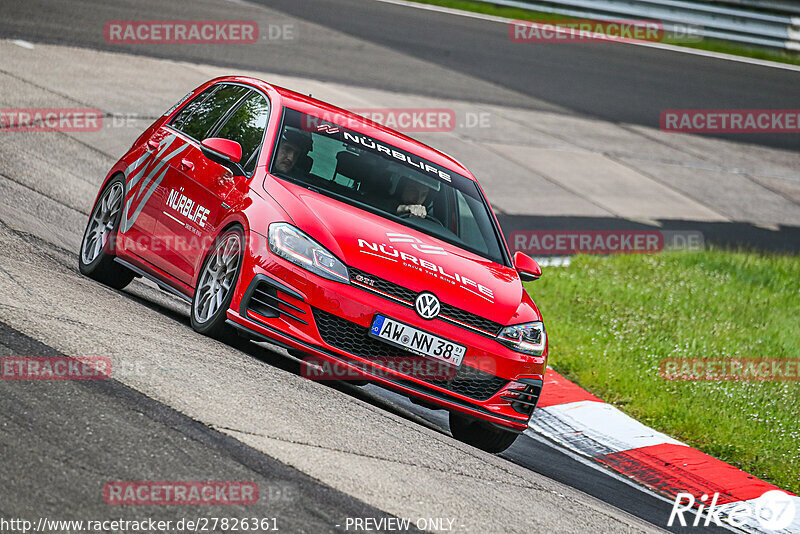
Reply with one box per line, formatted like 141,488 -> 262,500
313,308 -> 508,401
438,302 -> 503,335
348,267 -> 503,336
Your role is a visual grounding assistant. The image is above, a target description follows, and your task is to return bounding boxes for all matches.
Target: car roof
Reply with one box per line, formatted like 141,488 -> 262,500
217,76 -> 477,181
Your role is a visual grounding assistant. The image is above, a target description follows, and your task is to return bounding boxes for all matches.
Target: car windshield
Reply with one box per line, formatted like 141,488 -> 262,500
270,108 -> 506,264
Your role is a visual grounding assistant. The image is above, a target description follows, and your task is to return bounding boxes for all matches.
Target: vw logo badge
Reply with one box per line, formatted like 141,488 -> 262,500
415,292 -> 440,320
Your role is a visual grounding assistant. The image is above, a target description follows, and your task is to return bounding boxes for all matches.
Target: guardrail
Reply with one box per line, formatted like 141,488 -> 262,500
710,0 -> 800,16
474,0 -> 800,50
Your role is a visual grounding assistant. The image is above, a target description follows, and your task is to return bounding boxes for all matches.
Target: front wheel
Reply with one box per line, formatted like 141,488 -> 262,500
190,227 -> 244,339
78,175 -> 135,289
449,412 -> 519,453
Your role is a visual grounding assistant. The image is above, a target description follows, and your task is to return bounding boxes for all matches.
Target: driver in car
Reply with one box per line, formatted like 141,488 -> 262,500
273,129 -> 313,175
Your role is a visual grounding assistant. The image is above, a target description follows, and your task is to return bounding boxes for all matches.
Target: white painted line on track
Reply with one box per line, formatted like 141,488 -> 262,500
534,400 -> 686,454
12,40 -> 35,49
373,0 -> 800,73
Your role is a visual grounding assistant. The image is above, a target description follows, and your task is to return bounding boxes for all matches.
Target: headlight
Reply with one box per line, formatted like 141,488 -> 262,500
497,322 -> 546,356
268,223 -> 349,284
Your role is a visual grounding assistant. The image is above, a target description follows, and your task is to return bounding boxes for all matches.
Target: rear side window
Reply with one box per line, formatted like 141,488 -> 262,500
214,92 -> 270,175
172,84 -> 250,141
170,85 -> 216,129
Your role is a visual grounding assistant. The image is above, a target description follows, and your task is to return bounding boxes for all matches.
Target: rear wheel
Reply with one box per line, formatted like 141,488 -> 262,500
78,175 -> 135,289
190,227 -> 244,339
449,411 -> 519,453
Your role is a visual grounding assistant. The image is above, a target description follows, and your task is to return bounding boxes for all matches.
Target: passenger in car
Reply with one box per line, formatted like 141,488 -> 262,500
389,175 -> 433,219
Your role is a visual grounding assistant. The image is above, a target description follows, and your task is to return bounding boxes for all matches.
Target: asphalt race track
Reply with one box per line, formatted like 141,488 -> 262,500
0,0 -> 796,532
0,323 -> 421,533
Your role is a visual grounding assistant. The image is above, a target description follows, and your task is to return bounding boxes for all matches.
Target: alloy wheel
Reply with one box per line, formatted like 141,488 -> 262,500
81,181 -> 123,265
193,232 -> 242,324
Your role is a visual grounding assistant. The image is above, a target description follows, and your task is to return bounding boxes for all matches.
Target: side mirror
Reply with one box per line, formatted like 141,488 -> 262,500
514,251 -> 542,282
200,138 -> 246,176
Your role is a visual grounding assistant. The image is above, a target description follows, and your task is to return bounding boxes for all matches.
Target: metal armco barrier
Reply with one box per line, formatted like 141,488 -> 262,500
476,0 -> 800,50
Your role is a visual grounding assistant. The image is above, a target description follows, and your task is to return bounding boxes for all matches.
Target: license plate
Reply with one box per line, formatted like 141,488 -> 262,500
369,315 -> 466,367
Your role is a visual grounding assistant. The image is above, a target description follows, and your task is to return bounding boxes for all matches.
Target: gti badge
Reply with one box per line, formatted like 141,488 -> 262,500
415,292 -> 440,320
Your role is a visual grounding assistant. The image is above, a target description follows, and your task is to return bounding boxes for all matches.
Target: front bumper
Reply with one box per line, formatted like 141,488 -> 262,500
228,232 -> 546,431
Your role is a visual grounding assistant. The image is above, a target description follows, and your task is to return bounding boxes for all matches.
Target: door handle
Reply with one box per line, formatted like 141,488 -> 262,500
146,139 -> 160,151
179,158 -> 194,171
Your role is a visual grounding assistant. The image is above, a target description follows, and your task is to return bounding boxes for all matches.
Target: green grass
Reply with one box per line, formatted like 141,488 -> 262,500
410,0 -> 800,67
525,250 -> 800,494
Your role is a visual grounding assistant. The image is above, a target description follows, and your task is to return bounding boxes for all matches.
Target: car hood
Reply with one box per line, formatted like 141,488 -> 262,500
267,178 -> 534,325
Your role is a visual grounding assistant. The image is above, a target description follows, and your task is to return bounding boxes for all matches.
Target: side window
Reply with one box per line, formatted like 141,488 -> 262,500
456,190 -> 487,254
214,92 -> 270,175
173,84 -> 250,141
170,85 -> 217,130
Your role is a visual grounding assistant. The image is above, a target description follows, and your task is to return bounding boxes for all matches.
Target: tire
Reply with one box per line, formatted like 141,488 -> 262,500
190,227 -> 244,339
449,411 -> 519,453
79,175 -> 135,290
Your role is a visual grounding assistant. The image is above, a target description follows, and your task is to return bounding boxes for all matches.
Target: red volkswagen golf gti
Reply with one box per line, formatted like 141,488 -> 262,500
80,76 -> 547,452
